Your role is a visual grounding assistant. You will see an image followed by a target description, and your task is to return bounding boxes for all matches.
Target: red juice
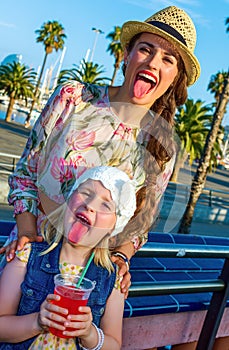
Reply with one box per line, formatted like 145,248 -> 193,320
49,285 -> 88,338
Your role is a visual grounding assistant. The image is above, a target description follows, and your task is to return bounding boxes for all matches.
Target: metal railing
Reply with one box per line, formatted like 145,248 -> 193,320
0,152 -> 20,174
164,181 -> 229,209
129,242 -> 229,350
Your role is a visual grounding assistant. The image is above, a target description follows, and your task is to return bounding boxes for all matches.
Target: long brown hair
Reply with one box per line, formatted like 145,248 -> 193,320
114,33 -> 188,246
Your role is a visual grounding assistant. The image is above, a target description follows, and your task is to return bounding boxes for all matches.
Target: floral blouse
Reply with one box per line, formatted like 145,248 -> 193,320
8,81 -> 175,250
16,244 -> 121,350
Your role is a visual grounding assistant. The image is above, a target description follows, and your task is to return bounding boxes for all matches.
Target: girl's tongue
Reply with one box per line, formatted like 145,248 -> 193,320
133,78 -> 152,98
68,221 -> 89,244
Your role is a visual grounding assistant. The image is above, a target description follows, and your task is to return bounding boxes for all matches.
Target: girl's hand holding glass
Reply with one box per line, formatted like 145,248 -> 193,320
38,293 -> 94,339
62,306 -> 93,339
38,293 -> 68,333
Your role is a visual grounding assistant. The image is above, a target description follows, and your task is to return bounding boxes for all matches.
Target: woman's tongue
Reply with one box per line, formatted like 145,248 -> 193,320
68,220 -> 88,244
134,78 -> 152,98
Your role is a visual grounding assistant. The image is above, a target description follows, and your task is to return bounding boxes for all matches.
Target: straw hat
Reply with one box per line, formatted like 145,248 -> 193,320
120,6 -> 200,86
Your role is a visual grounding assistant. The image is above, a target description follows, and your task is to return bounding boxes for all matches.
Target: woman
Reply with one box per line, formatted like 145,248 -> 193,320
0,6 -> 200,293
0,166 -> 136,349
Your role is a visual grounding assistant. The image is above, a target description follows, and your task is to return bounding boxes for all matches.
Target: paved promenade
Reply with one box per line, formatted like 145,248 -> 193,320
0,120 -> 31,204
0,119 -> 228,237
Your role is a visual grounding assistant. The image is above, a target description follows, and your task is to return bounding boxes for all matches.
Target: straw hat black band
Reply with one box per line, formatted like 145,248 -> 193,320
147,21 -> 187,47
120,6 -> 201,85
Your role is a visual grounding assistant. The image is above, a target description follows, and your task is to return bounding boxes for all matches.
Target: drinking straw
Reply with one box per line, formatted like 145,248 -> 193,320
76,251 -> 95,288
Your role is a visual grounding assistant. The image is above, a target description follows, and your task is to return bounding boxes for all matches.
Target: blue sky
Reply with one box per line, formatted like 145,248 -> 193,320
0,0 -> 229,124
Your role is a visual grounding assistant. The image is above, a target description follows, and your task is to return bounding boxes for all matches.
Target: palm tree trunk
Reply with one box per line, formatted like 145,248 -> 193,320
111,66 -> 118,86
25,52 -> 48,125
178,74 -> 229,233
5,97 -> 15,122
170,151 -> 188,182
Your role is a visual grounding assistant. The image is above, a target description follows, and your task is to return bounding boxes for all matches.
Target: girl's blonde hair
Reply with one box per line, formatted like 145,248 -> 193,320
40,203 -> 114,273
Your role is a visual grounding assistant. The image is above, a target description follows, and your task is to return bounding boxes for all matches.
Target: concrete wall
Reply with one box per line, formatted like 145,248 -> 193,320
122,308 -> 229,349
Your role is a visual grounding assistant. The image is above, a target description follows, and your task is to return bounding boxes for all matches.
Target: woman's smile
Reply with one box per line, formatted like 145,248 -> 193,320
124,33 -> 179,107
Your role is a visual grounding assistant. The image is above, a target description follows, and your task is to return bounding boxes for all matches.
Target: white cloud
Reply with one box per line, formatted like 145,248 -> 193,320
0,21 -> 16,28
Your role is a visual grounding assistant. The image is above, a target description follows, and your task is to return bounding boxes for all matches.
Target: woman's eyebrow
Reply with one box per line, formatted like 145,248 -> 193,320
138,41 -> 154,48
138,41 -> 176,56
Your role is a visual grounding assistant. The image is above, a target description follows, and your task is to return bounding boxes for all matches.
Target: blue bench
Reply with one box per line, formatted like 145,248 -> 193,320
122,232 -> 229,349
0,220 -> 15,246
126,232 -> 229,317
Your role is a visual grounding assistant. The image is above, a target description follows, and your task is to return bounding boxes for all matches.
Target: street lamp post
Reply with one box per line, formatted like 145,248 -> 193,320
90,27 -> 104,62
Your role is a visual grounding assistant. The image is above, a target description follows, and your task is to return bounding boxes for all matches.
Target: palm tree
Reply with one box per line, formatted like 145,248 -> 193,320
225,17 -> 229,33
0,62 -> 36,122
57,59 -> 111,85
208,71 -> 228,103
170,99 -> 212,182
25,20 -> 66,126
106,26 -> 124,85
178,74 -> 229,233
209,125 -> 225,171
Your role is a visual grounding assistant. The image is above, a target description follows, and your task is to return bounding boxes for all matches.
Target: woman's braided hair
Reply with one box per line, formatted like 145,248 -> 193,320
113,33 -> 188,246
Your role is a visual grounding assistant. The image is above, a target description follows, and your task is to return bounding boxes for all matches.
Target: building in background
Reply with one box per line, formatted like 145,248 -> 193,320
1,54 -> 22,66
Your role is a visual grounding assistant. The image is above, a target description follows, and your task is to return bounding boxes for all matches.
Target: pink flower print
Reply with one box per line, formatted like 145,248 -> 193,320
50,156 -> 74,183
40,102 -> 52,127
70,154 -> 88,177
114,123 -> 132,140
60,83 -> 93,105
27,151 -> 39,174
16,178 -> 35,191
66,130 -> 95,150
52,93 -> 63,111
70,154 -> 84,167
96,100 -> 107,107
60,85 -> 78,102
54,116 -> 64,131
14,201 -> 27,215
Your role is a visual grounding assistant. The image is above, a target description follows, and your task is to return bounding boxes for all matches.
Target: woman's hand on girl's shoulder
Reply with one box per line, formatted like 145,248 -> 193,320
0,234 -> 43,262
111,254 -> 131,298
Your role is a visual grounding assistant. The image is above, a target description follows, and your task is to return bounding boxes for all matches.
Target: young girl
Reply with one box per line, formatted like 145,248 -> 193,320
0,166 -> 136,349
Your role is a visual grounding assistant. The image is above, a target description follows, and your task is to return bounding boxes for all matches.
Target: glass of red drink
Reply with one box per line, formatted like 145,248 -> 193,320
49,274 -> 96,338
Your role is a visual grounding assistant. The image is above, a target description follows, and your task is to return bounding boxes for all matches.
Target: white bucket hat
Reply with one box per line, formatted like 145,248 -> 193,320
68,166 -> 137,237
